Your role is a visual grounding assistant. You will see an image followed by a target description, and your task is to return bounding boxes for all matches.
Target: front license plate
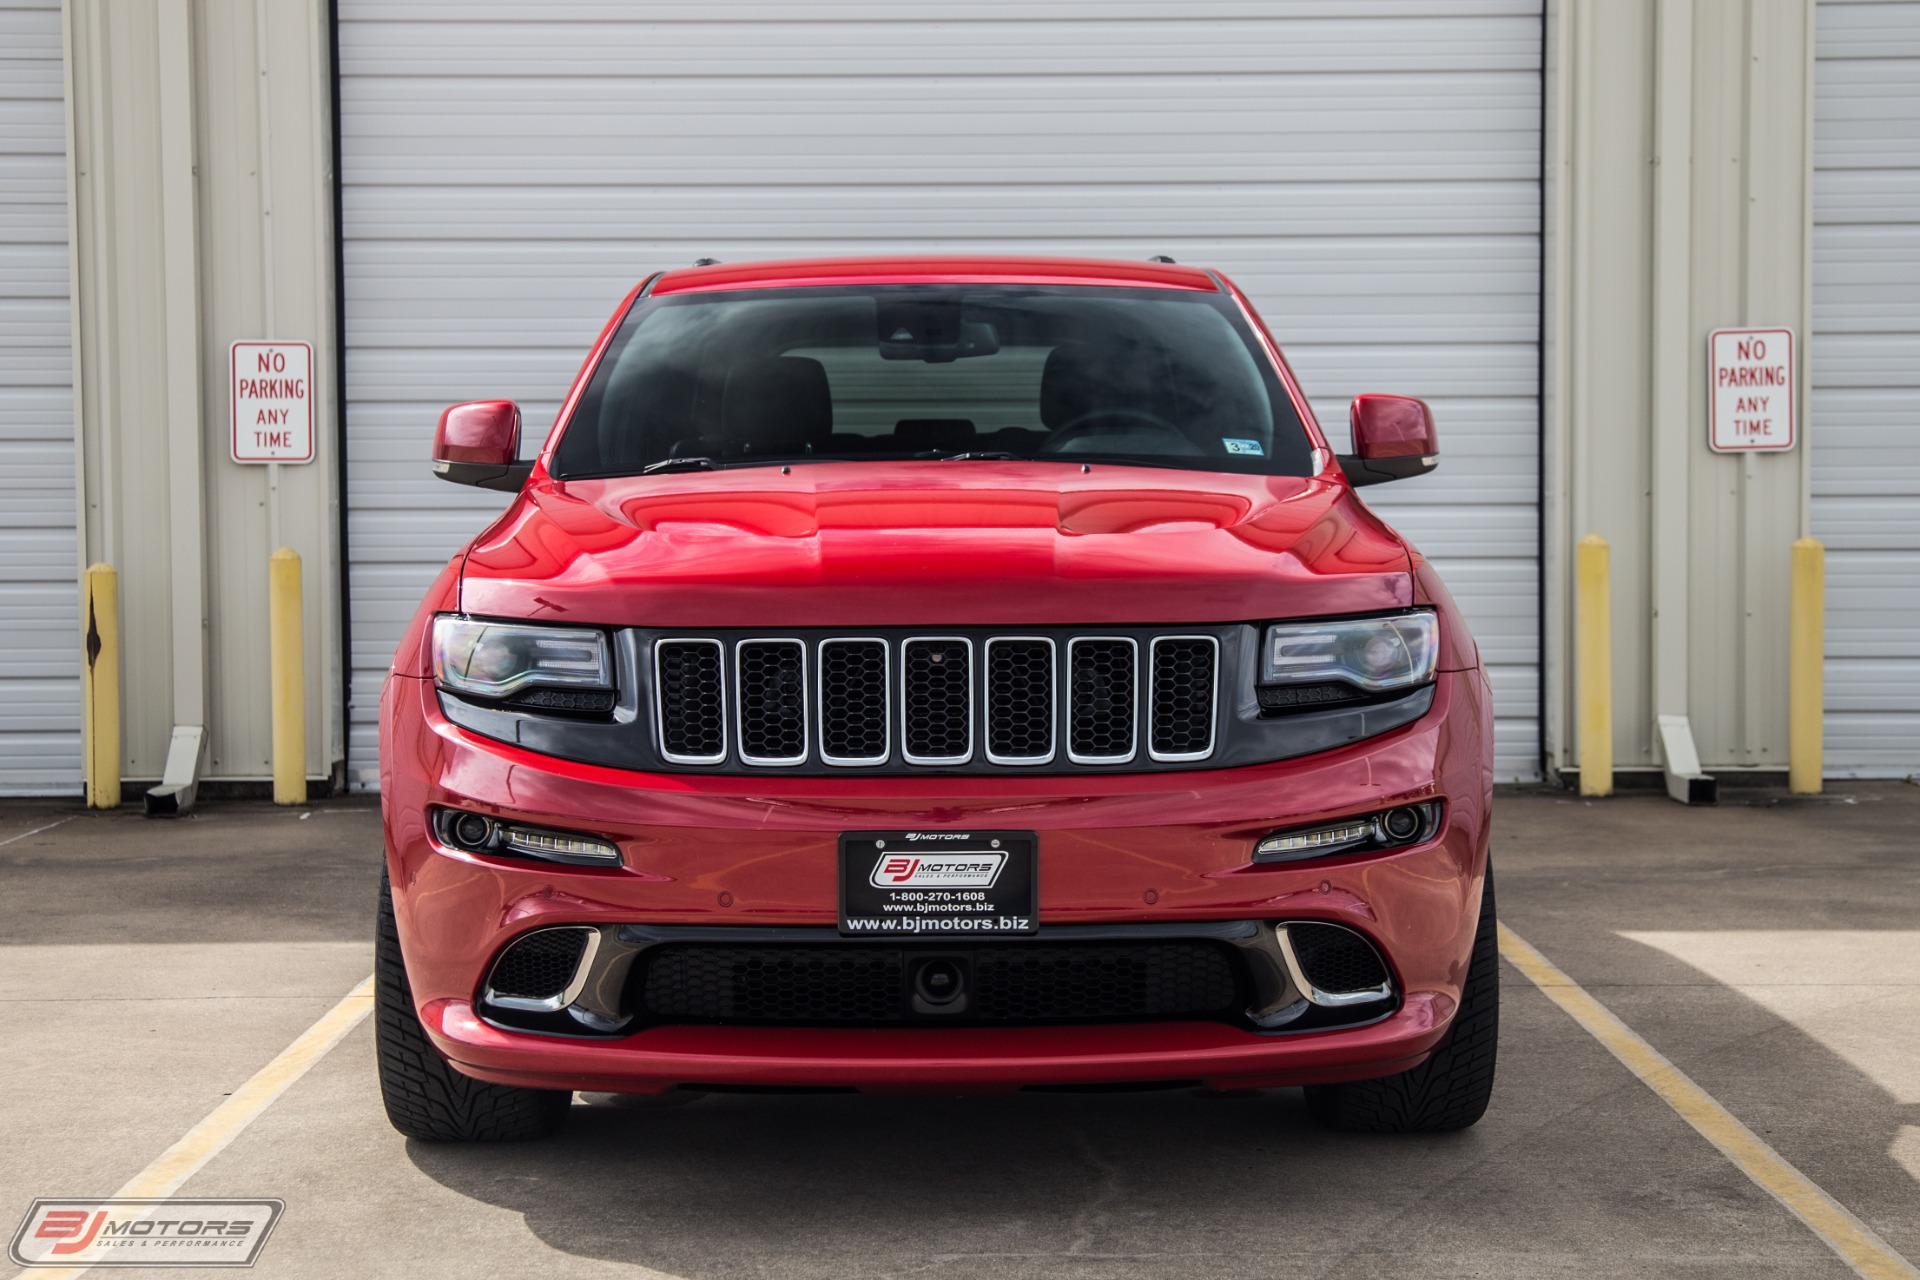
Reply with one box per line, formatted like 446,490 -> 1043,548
839,830 -> 1038,937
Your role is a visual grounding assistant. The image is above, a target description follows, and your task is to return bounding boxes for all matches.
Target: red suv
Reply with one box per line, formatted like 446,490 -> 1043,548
376,256 -> 1497,1141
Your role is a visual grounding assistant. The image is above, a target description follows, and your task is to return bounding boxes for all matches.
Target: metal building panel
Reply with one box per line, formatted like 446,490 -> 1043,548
1814,0 -> 1920,776
0,0 -> 79,795
337,2 -> 1544,785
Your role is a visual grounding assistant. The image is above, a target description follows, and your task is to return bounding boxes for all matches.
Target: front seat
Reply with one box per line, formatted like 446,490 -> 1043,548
720,356 -> 834,459
1039,341 -> 1157,430
1038,341 -> 1206,456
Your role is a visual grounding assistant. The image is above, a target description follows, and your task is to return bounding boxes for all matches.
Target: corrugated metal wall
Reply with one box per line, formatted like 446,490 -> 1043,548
1814,0 -> 1920,776
337,1 -> 1544,786
0,0 -> 79,795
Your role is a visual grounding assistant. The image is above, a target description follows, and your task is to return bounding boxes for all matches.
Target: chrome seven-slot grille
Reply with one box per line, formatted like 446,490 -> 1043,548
654,634 -> 1218,770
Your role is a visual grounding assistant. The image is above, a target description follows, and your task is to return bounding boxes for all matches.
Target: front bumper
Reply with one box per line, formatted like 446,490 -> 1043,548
381,666 -> 1492,1093
423,996 -> 1450,1094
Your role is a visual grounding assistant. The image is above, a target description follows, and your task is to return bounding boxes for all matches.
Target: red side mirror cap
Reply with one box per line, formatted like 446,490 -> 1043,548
1340,394 -> 1437,486
432,400 -> 532,491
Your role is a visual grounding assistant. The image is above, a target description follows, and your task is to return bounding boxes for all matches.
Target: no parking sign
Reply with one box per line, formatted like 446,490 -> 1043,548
230,341 -> 314,464
1709,328 -> 1794,453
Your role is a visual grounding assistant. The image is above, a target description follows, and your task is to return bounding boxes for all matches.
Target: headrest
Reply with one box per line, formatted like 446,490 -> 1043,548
1040,341 -> 1144,429
721,356 -> 833,457
894,419 -> 976,452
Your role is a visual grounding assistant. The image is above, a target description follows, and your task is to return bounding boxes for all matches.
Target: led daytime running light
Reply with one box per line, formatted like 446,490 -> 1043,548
1258,821 -> 1375,858
1252,803 -> 1438,864
501,825 -> 620,864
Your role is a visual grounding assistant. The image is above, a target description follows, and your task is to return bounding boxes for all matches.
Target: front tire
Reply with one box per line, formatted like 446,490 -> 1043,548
1304,865 -> 1500,1133
374,869 -> 571,1141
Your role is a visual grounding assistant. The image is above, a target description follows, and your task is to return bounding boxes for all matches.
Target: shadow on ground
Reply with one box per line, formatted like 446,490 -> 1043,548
407,1085 -> 1514,1280
403,945 -> 1907,1280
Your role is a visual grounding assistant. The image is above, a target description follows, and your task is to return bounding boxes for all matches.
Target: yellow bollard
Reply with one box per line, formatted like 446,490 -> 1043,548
1576,534 -> 1613,797
82,563 -> 121,808
270,547 -> 306,805
1789,537 -> 1824,794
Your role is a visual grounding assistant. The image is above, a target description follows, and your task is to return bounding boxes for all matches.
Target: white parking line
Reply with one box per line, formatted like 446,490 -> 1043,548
0,817 -> 72,849
8,975 -> 373,1280
1500,923 -> 1919,1280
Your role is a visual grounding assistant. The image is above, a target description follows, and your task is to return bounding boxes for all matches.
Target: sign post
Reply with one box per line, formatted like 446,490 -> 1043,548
1708,327 -> 1795,453
230,340 -> 314,797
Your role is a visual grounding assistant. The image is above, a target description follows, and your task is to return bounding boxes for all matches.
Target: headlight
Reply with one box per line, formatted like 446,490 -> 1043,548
1260,612 -> 1437,693
431,616 -> 612,700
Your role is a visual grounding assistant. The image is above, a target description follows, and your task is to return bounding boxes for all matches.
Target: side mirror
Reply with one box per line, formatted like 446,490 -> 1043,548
1338,394 -> 1438,487
432,400 -> 533,491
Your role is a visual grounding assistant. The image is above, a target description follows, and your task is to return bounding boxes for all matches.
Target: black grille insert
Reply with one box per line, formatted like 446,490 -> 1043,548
1068,638 -> 1137,762
737,640 -> 806,763
1150,637 -> 1217,759
972,944 -> 1236,1021
1287,923 -> 1390,994
819,640 -> 888,763
488,928 -> 590,1001
986,638 -> 1055,762
656,640 -> 725,762
634,940 -> 1243,1026
644,631 -> 1227,772
507,688 -> 617,714
902,639 -> 972,762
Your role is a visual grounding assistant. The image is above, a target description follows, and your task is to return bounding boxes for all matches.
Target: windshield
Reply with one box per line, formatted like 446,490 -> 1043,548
552,284 -> 1315,478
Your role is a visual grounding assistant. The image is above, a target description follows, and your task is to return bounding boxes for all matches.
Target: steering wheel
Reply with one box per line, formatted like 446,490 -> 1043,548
1038,408 -> 1203,456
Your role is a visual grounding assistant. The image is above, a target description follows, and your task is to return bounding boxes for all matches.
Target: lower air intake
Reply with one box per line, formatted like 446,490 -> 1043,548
1286,923 -> 1390,994
634,941 -> 1242,1025
487,928 -> 591,1002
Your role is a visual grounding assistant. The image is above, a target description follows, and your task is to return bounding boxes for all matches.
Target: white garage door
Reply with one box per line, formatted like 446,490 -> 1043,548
1813,0 -> 1920,777
337,1 -> 1544,786
0,0 -> 79,796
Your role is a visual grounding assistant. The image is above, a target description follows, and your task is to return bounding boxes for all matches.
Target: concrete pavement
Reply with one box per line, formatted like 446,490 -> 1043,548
1,785 -> 1915,1278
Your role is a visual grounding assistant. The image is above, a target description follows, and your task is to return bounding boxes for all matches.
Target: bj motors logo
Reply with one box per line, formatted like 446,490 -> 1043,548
9,1199 -> 282,1268
870,852 -> 1006,888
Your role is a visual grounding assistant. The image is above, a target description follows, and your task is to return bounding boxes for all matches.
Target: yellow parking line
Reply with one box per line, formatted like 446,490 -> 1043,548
11,975 -> 374,1280
1499,923 -> 1918,1280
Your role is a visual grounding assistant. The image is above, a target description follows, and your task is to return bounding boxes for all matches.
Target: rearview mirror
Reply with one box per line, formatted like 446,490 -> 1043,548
432,400 -> 533,491
1338,394 -> 1437,487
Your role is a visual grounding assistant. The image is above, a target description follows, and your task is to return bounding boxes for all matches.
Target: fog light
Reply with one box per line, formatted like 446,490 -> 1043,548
435,808 -> 622,867
1252,802 -> 1440,864
1379,806 -> 1423,841
451,812 -> 495,850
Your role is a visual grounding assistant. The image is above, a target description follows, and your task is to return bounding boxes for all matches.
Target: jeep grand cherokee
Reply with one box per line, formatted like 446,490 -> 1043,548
375,255 -> 1497,1140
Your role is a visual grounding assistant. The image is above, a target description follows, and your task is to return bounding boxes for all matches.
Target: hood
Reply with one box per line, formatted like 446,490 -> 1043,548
458,461 -> 1412,627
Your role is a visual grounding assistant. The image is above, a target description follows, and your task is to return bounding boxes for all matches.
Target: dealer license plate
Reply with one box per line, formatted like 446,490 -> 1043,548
839,831 -> 1037,937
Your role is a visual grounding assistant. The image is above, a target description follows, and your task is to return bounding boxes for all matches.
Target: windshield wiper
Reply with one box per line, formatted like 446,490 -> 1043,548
641,456 -> 720,474
939,451 -> 1021,461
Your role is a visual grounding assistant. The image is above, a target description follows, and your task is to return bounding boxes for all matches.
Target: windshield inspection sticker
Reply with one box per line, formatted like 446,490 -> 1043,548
1223,438 -> 1265,455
